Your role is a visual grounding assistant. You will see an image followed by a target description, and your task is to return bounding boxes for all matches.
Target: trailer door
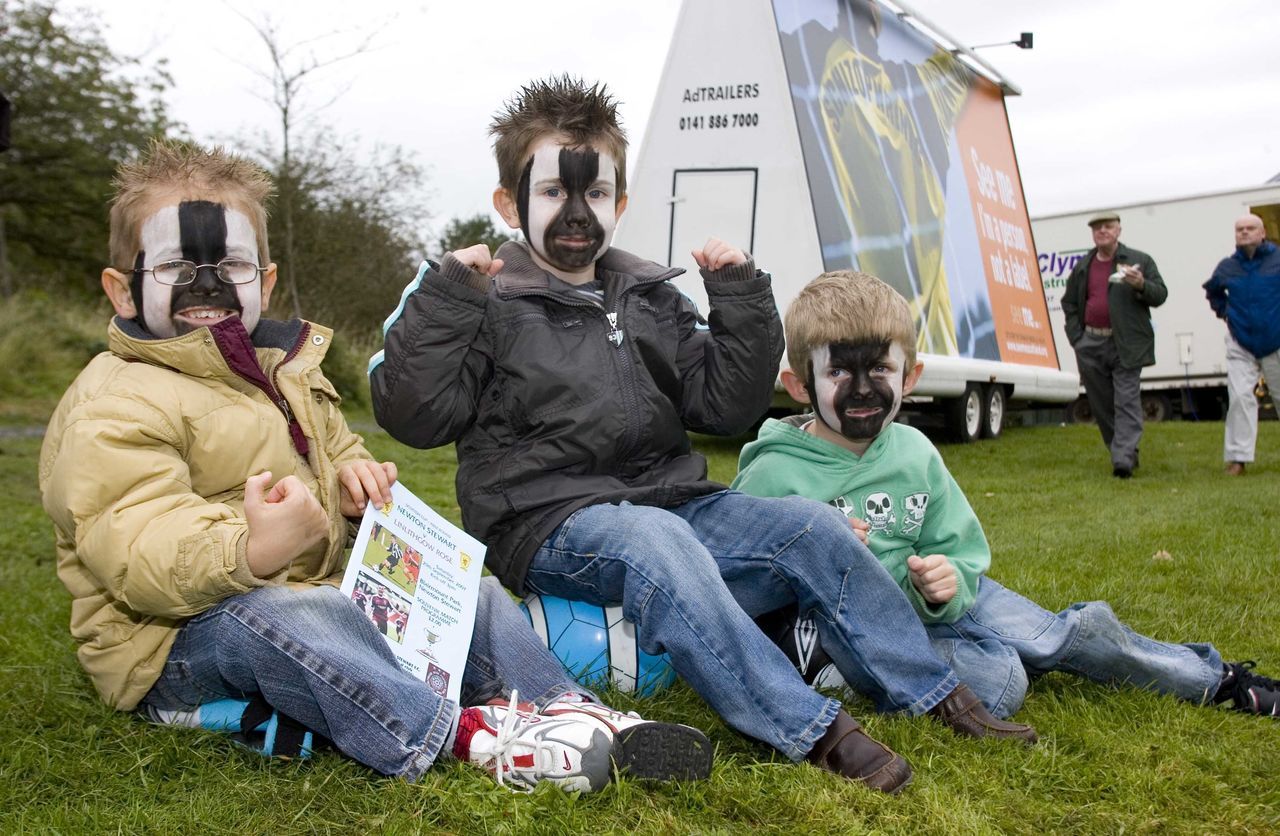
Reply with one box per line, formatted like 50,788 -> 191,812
667,168 -> 758,316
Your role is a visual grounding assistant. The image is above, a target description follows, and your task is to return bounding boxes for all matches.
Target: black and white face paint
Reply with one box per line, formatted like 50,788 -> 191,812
807,340 -> 909,443
133,201 -> 262,338
516,136 -> 619,278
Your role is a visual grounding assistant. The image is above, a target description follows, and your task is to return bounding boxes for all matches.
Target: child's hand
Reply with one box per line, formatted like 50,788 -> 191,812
849,516 -> 870,545
452,244 -> 505,277
338,460 -> 398,517
244,471 -> 329,578
691,238 -> 747,271
906,554 -> 957,604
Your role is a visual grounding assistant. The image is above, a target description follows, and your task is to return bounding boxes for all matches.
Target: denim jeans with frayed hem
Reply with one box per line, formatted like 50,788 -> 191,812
525,491 -> 960,761
140,577 -> 585,780
925,577 -> 1223,718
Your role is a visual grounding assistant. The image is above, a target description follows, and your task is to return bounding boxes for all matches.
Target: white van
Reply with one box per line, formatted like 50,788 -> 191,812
1033,183 -> 1280,422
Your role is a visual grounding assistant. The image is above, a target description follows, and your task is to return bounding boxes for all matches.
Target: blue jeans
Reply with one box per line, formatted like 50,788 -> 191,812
925,577 -> 1223,718
525,491 -> 960,761
140,577 -> 586,779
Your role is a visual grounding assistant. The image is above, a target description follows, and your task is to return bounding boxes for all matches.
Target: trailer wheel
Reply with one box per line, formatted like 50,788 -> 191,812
947,384 -> 983,443
1068,396 -> 1093,424
1141,392 -> 1171,422
981,384 -> 1006,439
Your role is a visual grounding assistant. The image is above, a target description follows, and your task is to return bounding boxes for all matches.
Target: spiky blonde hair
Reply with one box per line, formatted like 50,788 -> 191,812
109,140 -> 273,270
784,270 -> 918,375
489,75 -> 627,194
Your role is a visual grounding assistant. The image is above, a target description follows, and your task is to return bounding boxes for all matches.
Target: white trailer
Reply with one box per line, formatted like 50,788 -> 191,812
1033,183 -> 1280,422
614,0 -> 1076,442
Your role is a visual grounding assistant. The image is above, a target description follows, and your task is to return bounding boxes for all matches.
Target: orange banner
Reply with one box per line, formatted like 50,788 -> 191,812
954,80 -> 1057,367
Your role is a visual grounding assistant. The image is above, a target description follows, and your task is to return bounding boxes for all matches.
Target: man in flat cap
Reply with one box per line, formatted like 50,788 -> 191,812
1060,212 -> 1167,478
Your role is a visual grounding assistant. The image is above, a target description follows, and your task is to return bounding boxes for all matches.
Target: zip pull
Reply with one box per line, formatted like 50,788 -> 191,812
606,312 -> 624,347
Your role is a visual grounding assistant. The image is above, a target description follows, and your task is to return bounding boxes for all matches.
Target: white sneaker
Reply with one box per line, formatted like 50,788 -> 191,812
457,691 -> 613,792
540,698 -> 713,781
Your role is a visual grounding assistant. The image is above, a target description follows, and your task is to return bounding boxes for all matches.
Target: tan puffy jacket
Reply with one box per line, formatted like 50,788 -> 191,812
39,317 -> 372,710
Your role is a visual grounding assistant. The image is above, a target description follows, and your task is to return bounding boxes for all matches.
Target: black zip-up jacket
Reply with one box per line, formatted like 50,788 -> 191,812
371,242 -> 783,593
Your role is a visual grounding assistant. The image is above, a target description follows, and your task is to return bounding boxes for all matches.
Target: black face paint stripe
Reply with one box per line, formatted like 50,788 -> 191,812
555,147 -> 600,230
516,157 -> 533,239
178,200 -> 229,296
129,251 -> 146,322
168,201 -> 244,322
165,201 -> 244,330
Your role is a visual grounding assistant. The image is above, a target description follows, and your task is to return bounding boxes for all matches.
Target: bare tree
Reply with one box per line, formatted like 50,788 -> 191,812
232,10 -> 383,318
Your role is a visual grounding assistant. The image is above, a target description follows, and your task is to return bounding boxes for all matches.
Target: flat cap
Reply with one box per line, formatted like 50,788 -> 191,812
1087,211 -> 1120,226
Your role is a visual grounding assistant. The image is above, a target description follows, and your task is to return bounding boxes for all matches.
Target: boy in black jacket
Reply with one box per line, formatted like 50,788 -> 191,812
372,76 -> 1035,794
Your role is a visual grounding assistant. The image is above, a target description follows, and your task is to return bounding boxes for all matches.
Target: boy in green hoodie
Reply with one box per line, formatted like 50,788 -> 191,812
732,270 -> 1280,719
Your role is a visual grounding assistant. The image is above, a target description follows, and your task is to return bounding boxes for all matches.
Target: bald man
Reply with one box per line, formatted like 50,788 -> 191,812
1204,214 -> 1280,475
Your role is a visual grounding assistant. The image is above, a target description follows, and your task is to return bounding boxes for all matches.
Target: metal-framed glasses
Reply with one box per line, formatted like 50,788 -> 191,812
133,259 -> 266,286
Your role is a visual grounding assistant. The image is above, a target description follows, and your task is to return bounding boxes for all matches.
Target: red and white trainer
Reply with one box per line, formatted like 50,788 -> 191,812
539,698 -> 713,781
454,691 -> 614,792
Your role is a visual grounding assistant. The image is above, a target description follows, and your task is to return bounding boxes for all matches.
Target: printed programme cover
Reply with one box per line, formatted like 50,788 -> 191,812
339,482 -> 484,704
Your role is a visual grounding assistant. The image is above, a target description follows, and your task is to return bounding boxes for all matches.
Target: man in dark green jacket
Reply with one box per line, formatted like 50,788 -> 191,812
1060,212 -> 1167,477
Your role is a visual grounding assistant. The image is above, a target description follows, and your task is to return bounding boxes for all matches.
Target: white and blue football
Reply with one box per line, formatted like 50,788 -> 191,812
520,594 -> 677,697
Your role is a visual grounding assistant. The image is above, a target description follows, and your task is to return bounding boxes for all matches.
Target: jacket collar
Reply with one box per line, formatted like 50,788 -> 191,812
1234,240 -> 1277,262
491,241 -> 683,298
109,315 -> 321,379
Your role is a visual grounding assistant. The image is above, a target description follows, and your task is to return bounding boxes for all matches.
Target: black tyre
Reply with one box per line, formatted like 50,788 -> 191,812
981,384 -> 1007,439
1068,396 -> 1093,424
1141,392 -> 1171,422
946,384 -> 983,443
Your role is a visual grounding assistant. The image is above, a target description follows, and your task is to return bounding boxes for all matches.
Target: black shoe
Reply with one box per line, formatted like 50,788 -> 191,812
1214,661 -> 1280,717
1112,466 -> 1132,479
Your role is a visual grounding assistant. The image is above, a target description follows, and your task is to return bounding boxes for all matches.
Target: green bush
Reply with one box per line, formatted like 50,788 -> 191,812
0,290 -> 113,423
0,291 -> 382,423
320,327 -> 379,410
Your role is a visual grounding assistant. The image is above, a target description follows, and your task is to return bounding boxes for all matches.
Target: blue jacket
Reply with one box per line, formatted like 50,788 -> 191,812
1204,240 -> 1280,358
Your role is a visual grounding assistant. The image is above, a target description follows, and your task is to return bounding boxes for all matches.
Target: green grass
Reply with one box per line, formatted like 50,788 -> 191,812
5,408 -> 1280,832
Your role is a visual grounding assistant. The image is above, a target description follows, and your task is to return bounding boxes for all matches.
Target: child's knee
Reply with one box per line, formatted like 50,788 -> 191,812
946,638 -> 1029,719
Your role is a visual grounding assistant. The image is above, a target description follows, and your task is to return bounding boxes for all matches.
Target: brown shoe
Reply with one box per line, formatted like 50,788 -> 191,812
928,684 -> 1038,744
805,709 -> 912,793
1225,462 -> 1246,476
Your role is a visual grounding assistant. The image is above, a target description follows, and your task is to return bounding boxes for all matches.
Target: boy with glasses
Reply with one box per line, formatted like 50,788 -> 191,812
40,141 -> 713,792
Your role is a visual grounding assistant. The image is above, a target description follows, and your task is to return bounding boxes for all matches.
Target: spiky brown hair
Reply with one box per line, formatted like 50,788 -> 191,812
784,270 -> 918,375
489,75 -> 627,194
109,140 -> 273,270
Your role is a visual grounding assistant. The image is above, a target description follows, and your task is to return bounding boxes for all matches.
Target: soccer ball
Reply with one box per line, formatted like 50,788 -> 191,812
520,594 -> 677,697
755,604 -> 850,692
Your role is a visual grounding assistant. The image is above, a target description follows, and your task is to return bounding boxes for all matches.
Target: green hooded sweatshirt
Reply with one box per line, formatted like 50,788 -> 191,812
732,416 -> 989,624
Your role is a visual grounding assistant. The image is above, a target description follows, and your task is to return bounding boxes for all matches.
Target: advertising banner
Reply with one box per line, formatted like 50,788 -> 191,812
772,0 -> 1057,367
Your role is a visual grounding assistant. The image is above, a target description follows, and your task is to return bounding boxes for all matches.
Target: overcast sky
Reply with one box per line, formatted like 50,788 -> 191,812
80,0 -> 1279,239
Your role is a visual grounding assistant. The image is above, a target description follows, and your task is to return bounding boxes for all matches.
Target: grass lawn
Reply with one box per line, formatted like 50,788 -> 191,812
3,417 -> 1278,834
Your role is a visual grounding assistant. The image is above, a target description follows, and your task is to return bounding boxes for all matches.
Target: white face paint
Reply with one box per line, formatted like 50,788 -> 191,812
809,340 -> 909,445
137,203 -> 263,337
521,136 -> 619,282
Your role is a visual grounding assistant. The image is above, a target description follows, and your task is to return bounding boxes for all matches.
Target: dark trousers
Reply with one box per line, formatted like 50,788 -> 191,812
1074,331 -> 1142,470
